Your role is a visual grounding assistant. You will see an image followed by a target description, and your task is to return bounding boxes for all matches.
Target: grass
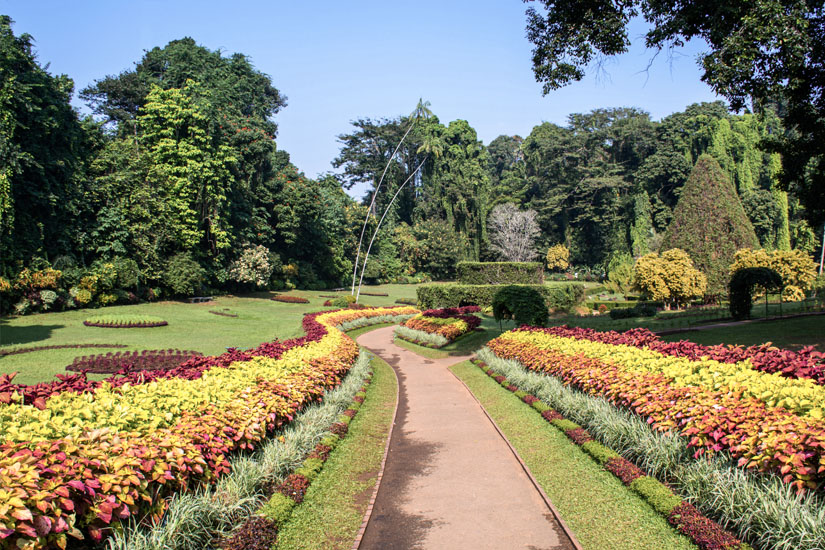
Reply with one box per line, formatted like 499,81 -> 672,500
661,314 -> 825,350
274,354 -> 397,550
0,284 -> 419,385
449,360 -> 697,550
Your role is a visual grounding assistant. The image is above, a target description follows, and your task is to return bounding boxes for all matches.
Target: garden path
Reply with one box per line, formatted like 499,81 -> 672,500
355,326 -> 578,550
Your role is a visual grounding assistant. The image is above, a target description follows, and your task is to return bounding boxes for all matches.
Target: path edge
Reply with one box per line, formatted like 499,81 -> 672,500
448,360 -> 585,550
350,350 -> 401,550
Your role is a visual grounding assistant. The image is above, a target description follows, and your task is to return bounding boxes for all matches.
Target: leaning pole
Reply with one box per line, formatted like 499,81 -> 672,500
355,157 -> 427,303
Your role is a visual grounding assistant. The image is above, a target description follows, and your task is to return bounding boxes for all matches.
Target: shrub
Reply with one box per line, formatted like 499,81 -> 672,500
69,287 -> 93,306
609,303 -> 657,319
39,290 -> 58,311
14,267 -> 61,291
605,252 -> 635,295
728,267 -> 783,320
329,295 -> 356,307
457,262 -> 544,285
97,292 -> 118,306
259,492 -> 296,525
417,283 -> 584,311
163,252 -> 205,296
66,349 -> 203,373
113,257 -> 141,290
634,249 -> 707,309
395,298 -> 417,305
545,244 -> 570,272
227,245 -> 275,289
629,476 -> 682,516
492,285 -> 549,327
730,248 -> 817,301
661,154 -> 759,294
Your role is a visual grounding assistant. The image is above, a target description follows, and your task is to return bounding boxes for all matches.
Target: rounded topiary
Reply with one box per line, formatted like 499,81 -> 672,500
330,295 -> 356,308
729,267 -> 783,320
492,285 -> 548,327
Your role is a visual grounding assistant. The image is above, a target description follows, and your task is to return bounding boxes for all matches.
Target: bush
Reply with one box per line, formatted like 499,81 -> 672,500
417,283 -> 584,311
113,257 -> 141,290
227,245 -> 275,289
163,253 -> 205,296
492,285 -> 549,327
545,244 -> 570,272
730,248 -> 817,301
634,249 -> 707,309
457,262 -> 544,285
609,303 -> 657,319
329,295 -> 356,308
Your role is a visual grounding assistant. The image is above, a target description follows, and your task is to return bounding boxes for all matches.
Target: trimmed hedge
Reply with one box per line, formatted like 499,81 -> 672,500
457,261 -> 544,285
417,283 -> 584,311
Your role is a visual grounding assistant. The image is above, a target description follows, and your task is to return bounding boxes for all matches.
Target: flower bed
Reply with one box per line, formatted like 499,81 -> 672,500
65,349 -> 204,374
471,358 -> 751,550
486,327 -> 825,491
0,306 -> 417,549
394,306 -> 481,348
83,315 -> 168,328
270,295 -> 310,304
544,325 -> 825,384
209,310 -> 238,318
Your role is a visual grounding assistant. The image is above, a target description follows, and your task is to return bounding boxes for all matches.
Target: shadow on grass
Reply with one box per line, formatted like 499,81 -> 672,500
0,320 -> 65,347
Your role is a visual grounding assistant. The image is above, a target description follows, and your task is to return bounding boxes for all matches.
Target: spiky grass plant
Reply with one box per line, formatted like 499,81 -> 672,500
336,314 -> 415,332
393,325 -> 449,348
106,352 -> 373,550
476,347 -> 825,550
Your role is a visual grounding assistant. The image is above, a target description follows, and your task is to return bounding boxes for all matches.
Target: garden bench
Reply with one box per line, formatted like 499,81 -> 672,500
188,296 -> 214,303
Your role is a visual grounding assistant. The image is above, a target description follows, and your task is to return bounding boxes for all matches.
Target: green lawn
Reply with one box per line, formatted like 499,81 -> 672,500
274,354 -> 397,550
0,284 -> 419,385
450,361 -> 697,550
661,314 -> 825,350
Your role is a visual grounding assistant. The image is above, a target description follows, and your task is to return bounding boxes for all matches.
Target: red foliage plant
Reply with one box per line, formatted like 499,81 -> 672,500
565,427 -> 594,445
278,474 -> 311,504
271,295 -> 310,304
220,516 -> 279,550
605,457 -> 646,484
668,502 -> 742,550
66,350 -> 203,374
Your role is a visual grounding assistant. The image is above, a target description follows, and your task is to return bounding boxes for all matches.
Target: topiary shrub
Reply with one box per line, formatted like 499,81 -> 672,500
330,295 -> 356,308
492,285 -> 549,327
163,253 -> 205,296
729,267 -> 783,320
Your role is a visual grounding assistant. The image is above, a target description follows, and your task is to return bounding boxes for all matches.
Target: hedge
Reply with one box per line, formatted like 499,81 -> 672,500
456,262 -> 544,285
417,283 -> 584,312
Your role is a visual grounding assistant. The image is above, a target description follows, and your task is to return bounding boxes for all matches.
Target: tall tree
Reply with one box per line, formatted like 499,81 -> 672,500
487,203 -> 541,262
524,0 -> 825,226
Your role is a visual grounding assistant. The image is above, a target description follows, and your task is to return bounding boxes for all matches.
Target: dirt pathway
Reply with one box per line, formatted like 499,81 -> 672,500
355,326 -> 577,550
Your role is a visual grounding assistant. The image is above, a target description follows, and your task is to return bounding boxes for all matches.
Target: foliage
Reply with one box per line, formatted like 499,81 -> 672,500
487,203 -> 541,262
66,349 -> 203,374
163,253 -> 205,296
661,155 -> 758,294
609,304 -> 657,320
492,285 -> 549,327
605,252 -> 634,295
227,245 -> 275,289
456,261 -> 544,285
487,327 -> 825,490
416,283 -> 584,312
730,248 -> 818,301
729,267 -> 784,320
83,314 -> 168,328
477,348 -> 825,550
545,244 -> 570,272
523,0 -> 825,228
634,249 -> 707,309
270,295 -> 309,304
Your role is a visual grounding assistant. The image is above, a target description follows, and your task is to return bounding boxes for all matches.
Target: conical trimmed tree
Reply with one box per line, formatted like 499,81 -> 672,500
661,154 -> 759,295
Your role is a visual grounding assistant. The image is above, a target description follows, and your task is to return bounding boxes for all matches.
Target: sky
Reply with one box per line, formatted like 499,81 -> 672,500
2,0 -> 720,199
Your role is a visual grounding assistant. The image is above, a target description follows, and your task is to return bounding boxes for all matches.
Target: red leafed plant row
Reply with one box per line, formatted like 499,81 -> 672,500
540,325 -> 825,384
270,295 -> 310,304
65,349 -> 204,374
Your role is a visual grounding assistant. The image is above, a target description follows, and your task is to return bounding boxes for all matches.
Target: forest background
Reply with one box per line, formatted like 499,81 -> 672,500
0,14 -> 821,312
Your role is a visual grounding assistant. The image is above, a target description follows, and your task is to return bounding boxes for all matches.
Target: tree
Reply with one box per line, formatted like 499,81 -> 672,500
487,203 -> 540,262
0,16 -> 94,274
661,155 -> 759,295
524,0 -> 825,227
634,249 -> 707,309
730,248 -> 817,301
545,244 -> 570,272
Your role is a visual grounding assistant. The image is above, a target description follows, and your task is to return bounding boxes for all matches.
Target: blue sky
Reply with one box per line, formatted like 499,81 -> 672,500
2,0 -> 720,199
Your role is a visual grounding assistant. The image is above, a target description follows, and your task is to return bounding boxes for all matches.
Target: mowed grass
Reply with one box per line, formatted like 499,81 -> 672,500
661,313 -> 825,351
274,354 -> 397,550
449,360 -> 697,550
0,284 -> 419,385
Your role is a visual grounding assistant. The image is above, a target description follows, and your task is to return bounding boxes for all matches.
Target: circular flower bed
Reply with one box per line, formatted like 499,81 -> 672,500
83,315 -> 168,328
271,295 -> 310,304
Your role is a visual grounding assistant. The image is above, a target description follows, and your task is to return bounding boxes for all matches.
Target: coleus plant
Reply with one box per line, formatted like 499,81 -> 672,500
0,306 -> 418,550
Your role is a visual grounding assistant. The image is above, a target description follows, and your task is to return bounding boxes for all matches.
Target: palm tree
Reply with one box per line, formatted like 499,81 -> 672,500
350,99 -> 433,294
